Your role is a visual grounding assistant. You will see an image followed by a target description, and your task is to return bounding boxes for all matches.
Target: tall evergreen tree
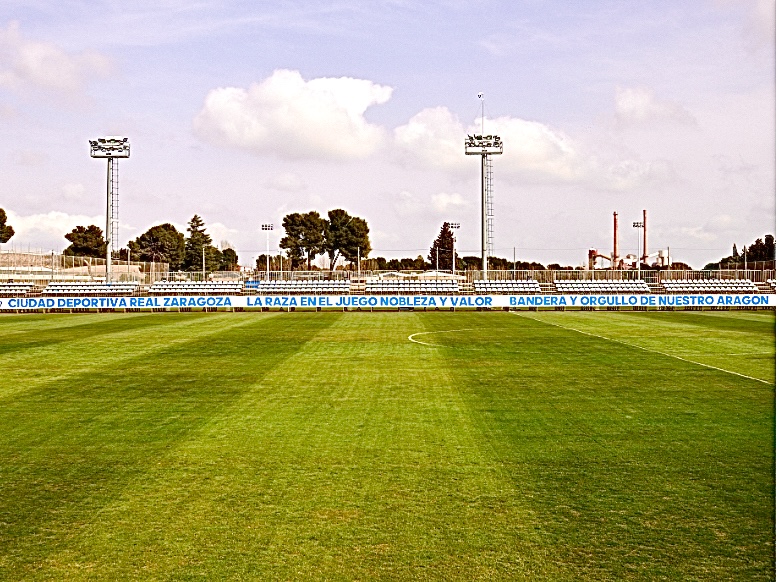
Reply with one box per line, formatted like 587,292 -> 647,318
428,222 -> 457,270
183,215 -> 222,272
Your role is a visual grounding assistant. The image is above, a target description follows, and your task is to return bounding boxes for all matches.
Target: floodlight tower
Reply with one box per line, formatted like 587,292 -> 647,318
465,95 -> 502,280
89,136 -> 130,282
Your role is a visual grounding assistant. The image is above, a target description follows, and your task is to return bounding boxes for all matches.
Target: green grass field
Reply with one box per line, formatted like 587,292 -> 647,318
0,310 -> 774,580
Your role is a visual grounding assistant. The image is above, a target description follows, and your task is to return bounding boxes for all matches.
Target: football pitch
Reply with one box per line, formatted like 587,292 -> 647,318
0,310 -> 774,580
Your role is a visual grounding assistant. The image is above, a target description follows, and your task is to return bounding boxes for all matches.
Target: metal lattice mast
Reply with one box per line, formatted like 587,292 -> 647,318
110,158 -> 119,251
485,155 -> 495,258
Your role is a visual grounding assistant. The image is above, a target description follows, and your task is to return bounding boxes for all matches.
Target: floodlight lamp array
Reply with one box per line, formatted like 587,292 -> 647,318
262,224 -> 274,231
633,222 -> 644,228
465,134 -> 503,155
89,136 -> 130,158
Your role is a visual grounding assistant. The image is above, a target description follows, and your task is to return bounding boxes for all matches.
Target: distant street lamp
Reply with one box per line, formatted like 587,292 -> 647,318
262,224 -> 274,280
450,223 -> 460,273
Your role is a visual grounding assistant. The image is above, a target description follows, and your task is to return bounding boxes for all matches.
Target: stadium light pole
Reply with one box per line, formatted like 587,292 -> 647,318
633,221 -> 644,277
450,223 -> 460,274
262,224 -> 274,280
465,127 -> 502,281
89,136 -> 130,283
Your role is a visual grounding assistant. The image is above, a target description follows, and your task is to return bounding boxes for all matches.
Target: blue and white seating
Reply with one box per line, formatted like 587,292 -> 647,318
661,279 -> 758,294
42,282 -> 139,296
364,279 -> 459,295
149,281 -> 243,295
0,283 -> 35,297
554,279 -> 650,294
473,280 -> 542,294
245,280 -> 350,295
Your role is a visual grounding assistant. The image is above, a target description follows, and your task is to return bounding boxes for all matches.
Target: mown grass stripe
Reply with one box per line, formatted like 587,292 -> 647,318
0,313 -> 338,578
515,311 -> 775,385
0,311 -> 773,580
0,313 -> 283,402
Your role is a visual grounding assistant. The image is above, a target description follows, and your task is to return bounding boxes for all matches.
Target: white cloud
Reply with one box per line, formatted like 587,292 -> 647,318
716,0 -> 776,50
0,21 -> 112,96
206,222 -> 239,246
0,102 -> 16,119
431,192 -> 467,213
62,183 -> 86,200
3,209 -> 104,250
265,172 -> 307,192
615,86 -> 696,125
393,107 -> 466,170
11,149 -> 48,166
193,69 -> 393,160
490,115 -> 589,181
677,213 -> 744,243
394,190 -> 423,216
393,107 -> 591,182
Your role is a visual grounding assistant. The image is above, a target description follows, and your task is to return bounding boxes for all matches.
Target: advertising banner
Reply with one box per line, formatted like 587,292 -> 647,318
0,293 -> 775,311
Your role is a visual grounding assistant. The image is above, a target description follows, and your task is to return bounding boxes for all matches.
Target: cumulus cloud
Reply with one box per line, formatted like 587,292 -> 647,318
431,192 -> 467,213
206,222 -> 239,246
716,0 -> 775,50
678,214 -> 744,243
11,149 -> 48,166
393,190 -> 422,216
393,107 -> 466,169
392,189 -> 469,217
490,116 -> 589,181
193,69 -> 393,160
265,172 -> 307,192
62,183 -> 86,200
394,106 -> 591,182
3,209 -> 104,250
0,21 -> 112,96
0,102 -> 16,119
615,86 -> 696,125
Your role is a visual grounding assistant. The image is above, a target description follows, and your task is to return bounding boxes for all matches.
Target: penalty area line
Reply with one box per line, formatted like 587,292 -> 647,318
512,312 -> 774,386
408,329 -> 473,347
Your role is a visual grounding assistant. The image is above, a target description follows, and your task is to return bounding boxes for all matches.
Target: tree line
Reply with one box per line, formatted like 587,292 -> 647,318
0,206 -> 775,272
7,214 -> 240,272
704,235 -> 776,270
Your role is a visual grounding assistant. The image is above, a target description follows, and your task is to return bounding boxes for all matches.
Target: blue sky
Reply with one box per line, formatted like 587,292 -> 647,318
0,0 -> 774,268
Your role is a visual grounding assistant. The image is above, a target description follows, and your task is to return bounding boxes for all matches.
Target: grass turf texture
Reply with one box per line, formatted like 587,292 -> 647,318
0,311 -> 774,580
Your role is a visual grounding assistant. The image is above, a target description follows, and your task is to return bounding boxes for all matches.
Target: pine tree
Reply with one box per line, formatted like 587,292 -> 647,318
183,215 -> 221,272
428,222 -> 457,270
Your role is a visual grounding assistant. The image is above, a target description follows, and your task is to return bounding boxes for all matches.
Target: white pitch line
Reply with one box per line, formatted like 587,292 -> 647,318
513,312 -> 775,386
408,328 -> 473,347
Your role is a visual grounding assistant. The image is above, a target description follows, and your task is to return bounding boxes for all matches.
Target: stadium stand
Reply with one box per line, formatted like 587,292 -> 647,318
245,280 -> 350,295
0,283 -> 35,297
42,282 -> 139,296
768,279 -> 776,290
149,281 -> 243,295
364,279 -> 460,295
473,280 -> 542,294
660,279 -> 759,294
554,279 -> 651,294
